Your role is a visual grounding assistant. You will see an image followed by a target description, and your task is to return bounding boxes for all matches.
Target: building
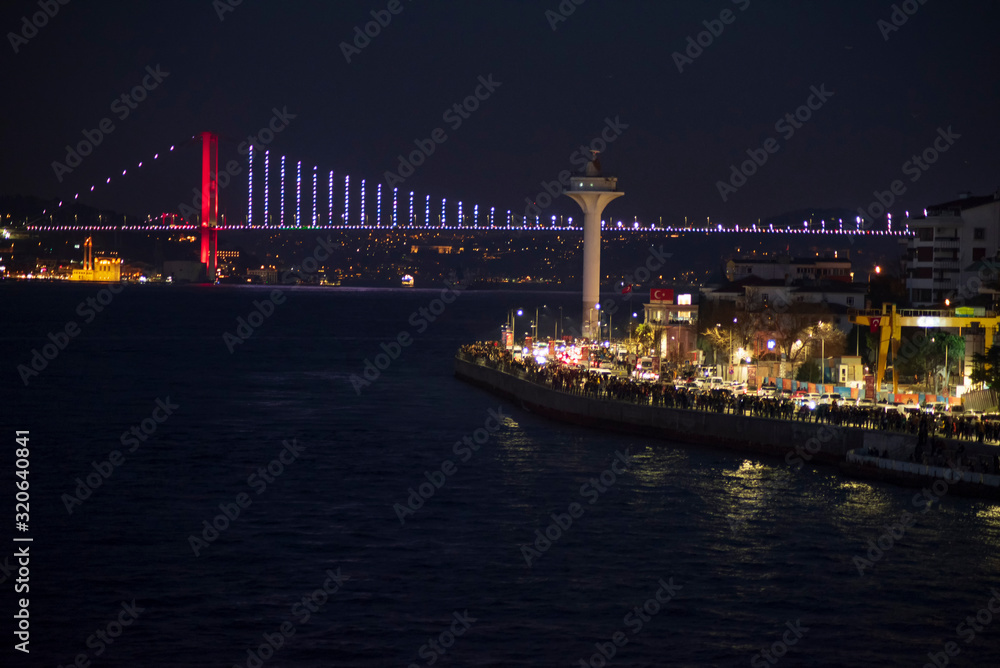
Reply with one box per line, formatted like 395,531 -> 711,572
725,254 -> 852,283
642,290 -> 698,363
217,250 -> 240,277
902,191 -> 1000,306
163,261 -> 207,283
71,237 -> 121,282
246,267 -> 279,284
410,245 -> 456,254
702,276 -> 868,333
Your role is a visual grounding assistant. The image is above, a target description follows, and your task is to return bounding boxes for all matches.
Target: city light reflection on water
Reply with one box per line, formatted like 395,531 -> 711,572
7,283 -> 1000,665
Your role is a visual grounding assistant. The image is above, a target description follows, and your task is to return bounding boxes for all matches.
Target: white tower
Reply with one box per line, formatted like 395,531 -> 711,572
564,155 -> 624,339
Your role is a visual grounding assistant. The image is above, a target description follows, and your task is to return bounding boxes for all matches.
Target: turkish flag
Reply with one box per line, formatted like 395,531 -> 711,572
870,317 -> 881,333
650,288 -> 674,303
621,284 -> 633,295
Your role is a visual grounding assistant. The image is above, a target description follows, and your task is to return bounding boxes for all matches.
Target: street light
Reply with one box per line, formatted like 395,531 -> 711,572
715,322 -> 722,367
817,321 -> 825,385
514,309 -> 523,345
729,317 -> 737,376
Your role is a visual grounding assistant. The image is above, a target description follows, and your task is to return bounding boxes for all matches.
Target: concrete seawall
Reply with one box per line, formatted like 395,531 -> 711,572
455,356 -> 878,465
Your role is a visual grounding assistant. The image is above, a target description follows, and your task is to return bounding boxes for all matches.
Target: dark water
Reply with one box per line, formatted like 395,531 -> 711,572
2,282 -> 1000,667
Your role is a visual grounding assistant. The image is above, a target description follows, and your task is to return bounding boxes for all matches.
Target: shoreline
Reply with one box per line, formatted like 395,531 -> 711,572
454,353 -> 1000,501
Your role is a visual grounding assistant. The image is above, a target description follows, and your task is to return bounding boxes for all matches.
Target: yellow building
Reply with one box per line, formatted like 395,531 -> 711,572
71,238 -> 121,282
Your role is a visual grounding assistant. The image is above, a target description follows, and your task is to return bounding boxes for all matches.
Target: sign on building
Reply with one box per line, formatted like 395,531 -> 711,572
650,288 -> 674,303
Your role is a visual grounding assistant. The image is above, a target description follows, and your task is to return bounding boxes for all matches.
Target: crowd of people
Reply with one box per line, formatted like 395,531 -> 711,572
457,343 -> 1000,448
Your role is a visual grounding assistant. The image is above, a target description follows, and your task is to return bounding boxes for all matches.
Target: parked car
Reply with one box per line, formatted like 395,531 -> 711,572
856,398 -> 876,409
818,393 -> 841,405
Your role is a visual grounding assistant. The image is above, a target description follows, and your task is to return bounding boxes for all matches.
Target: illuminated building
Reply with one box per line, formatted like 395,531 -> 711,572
71,237 -> 121,282
902,191 -> 1000,306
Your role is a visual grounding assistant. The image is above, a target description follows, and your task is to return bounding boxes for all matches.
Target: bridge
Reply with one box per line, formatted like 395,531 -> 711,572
22,131 -> 912,278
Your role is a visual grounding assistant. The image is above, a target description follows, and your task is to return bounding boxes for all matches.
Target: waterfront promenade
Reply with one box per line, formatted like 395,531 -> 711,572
457,343 -> 1000,478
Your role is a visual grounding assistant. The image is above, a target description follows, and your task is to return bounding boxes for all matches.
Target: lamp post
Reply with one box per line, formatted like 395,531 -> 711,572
729,317 -> 737,377
594,302 -> 601,342
514,309 -> 523,346
715,323 -> 721,367
818,321 -> 824,386
867,264 -> 881,285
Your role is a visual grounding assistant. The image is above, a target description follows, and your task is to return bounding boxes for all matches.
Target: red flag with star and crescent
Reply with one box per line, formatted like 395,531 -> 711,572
870,317 -> 881,333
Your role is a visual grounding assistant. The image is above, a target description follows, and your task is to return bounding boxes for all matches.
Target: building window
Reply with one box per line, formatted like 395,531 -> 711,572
975,228 -> 986,240
973,247 -> 987,261
919,228 -> 934,241
846,297 -> 854,306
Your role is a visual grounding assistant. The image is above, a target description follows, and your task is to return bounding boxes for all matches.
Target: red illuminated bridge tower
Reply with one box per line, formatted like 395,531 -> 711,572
199,131 -> 219,280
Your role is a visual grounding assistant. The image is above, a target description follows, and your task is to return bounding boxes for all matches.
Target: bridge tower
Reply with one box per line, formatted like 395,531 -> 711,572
564,154 -> 624,339
199,131 -> 219,281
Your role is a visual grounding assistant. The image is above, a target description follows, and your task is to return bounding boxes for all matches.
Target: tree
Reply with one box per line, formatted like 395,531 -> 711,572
927,332 -> 964,392
875,329 -> 964,391
796,360 -> 822,383
634,323 -> 654,355
970,344 -> 1000,390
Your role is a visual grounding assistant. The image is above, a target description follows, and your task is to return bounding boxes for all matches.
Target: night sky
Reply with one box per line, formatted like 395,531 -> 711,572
2,0 -> 997,225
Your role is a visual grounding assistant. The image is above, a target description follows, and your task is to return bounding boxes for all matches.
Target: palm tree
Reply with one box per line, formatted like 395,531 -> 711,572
635,323 -> 654,355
